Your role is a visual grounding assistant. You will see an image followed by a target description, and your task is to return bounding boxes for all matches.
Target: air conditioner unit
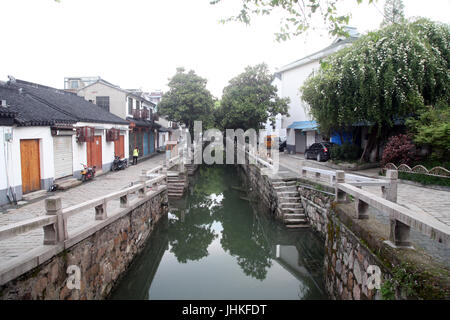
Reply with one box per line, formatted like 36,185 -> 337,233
76,127 -> 95,143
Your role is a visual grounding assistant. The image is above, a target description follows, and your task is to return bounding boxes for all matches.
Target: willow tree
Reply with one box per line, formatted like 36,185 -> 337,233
301,18 -> 450,161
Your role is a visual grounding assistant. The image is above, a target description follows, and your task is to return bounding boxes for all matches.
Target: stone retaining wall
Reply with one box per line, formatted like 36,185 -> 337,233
239,164 -> 280,219
0,189 -> 168,300
298,180 -> 394,299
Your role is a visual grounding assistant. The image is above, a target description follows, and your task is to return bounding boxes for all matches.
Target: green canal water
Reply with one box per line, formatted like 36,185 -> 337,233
110,165 -> 327,300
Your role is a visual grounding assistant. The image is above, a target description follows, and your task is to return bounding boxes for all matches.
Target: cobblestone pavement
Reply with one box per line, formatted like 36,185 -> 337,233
278,153 -> 450,227
0,154 -> 166,265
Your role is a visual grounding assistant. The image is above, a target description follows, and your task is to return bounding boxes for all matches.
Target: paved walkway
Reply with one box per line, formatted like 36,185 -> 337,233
278,154 -> 450,227
0,154 -> 166,264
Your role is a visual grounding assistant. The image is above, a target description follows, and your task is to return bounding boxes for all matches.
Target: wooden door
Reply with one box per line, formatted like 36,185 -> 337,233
87,135 -> 102,169
20,139 -> 41,194
114,135 -> 125,158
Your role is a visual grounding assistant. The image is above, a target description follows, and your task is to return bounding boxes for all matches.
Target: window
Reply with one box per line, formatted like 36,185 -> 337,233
136,100 -> 140,109
70,80 -> 79,89
128,97 -> 133,114
96,96 -> 110,112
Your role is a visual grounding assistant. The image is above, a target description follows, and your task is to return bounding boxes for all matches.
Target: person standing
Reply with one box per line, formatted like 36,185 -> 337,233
133,147 -> 139,165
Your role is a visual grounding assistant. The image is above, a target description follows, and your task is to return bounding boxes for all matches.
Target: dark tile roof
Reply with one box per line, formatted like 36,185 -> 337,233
0,84 -> 75,126
0,80 -> 129,126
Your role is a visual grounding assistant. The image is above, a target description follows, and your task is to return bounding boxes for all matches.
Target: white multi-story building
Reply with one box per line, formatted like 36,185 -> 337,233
274,27 -> 360,154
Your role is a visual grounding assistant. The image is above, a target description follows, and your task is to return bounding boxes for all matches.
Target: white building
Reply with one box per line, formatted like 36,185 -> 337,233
0,79 -> 129,206
274,27 -> 360,153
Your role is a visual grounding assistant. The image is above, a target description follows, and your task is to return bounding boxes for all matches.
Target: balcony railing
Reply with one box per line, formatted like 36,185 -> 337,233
132,108 -> 151,120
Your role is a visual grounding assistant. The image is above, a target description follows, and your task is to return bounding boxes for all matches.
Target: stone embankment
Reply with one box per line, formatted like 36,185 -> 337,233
241,161 -> 450,300
0,176 -> 169,299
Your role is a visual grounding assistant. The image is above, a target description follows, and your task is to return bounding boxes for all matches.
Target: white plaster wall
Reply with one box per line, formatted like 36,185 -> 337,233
280,60 -> 319,128
306,131 -> 316,148
0,127 -> 9,191
9,126 -> 54,189
287,128 -> 295,146
73,122 -> 129,172
78,83 -> 127,119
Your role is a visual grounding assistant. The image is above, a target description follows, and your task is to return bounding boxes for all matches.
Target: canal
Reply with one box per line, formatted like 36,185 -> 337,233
110,165 -> 327,300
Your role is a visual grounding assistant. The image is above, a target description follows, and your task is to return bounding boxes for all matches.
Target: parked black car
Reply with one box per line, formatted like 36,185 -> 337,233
305,142 -> 334,162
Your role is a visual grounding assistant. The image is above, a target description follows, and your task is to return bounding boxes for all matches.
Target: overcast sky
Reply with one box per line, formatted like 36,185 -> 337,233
0,0 -> 448,98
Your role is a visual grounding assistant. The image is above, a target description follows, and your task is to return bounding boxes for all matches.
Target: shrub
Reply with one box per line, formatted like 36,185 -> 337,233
381,134 -> 417,166
330,143 -> 361,161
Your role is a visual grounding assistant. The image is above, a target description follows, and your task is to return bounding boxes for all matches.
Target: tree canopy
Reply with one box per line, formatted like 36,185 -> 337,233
211,0 -> 373,41
406,102 -> 450,160
381,0 -> 405,26
216,63 -> 289,131
301,18 -> 450,142
159,68 -> 215,136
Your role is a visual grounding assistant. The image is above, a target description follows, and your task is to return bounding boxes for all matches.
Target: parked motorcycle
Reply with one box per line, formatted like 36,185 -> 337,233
111,155 -> 128,171
80,163 -> 96,182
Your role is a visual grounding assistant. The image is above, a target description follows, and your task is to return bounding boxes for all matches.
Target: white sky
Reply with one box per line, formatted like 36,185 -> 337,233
0,0 -> 448,98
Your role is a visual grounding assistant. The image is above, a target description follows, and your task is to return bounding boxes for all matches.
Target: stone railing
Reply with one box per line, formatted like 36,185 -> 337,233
0,172 -> 167,286
300,166 -> 385,185
0,175 -> 166,247
384,163 -> 450,178
335,170 -> 450,248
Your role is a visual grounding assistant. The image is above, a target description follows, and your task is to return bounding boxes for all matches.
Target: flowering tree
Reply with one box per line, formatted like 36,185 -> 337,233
381,134 -> 416,166
301,19 -> 449,161
381,0 -> 405,26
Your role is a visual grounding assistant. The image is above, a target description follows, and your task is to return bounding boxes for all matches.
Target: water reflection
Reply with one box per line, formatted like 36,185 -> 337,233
110,165 -> 327,300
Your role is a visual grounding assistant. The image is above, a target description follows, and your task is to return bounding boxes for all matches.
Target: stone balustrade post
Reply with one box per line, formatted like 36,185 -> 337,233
335,170 -> 347,203
44,197 -> 67,245
139,174 -> 147,198
95,200 -> 107,220
389,219 -> 411,248
355,198 -> 369,219
120,194 -> 129,208
382,170 -> 398,203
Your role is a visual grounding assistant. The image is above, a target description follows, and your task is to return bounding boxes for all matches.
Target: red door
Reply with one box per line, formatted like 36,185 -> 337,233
87,135 -> 102,169
114,135 -> 125,158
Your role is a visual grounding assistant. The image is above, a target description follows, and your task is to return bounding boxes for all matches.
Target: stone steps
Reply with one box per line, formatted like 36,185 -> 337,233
284,218 -> 308,225
273,186 -> 297,192
280,202 -> 302,208
282,207 -> 305,213
286,224 -> 310,229
278,197 -> 301,202
277,191 -> 298,196
272,180 -> 297,187
168,193 -> 184,198
284,213 -> 306,219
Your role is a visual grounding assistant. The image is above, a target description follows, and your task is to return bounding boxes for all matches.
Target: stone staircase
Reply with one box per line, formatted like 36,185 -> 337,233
273,179 -> 308,229
167,171 -> 187,198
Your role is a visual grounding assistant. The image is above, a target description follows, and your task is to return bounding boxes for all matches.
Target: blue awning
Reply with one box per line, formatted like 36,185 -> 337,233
287,121 -> 318,131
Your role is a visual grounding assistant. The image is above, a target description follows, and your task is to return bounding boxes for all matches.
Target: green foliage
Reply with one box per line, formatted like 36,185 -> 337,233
381,0 -> 405,27
216,63 -> 289,131
158,68 -> 215,136
330,143 -> 361,161
301,19 -> 450,137
398,172 -> 450,187
381,278 -> 396,300
381,263 -> 446,300
406,103 -> 450,160
211,0 -> 373,41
